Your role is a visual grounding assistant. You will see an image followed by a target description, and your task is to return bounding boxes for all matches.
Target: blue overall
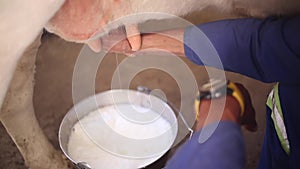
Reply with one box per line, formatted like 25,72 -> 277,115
165,16 -> 300,169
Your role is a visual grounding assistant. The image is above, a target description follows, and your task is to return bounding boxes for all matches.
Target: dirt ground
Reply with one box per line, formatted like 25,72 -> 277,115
0,10 -> 274,169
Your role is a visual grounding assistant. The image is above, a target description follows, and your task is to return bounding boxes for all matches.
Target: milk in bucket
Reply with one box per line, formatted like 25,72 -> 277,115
67,103 -> 175,169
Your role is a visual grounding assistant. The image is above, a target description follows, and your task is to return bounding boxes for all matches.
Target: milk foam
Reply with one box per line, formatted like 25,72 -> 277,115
67,103 -> 174,169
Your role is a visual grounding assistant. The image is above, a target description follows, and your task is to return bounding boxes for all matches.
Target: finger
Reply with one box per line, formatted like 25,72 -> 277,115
87,38 -> 102,53
235,83 -> 258,132
125,24 -> 141,51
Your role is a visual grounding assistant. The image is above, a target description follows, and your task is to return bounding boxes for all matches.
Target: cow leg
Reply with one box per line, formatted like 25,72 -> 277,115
0,33 -> 71,169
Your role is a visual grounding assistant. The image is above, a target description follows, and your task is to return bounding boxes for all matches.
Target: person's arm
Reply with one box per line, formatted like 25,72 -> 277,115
165,95 -> 245,169
139,29 -> 185,56
143,17 -> 300,83
102,28 -> 185,56
104,16 -> 300,83
184,16 -> 300,83
163,81 -> 257,169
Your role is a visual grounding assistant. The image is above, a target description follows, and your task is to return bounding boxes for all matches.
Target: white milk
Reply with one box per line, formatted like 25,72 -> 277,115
68,103 -> 175,169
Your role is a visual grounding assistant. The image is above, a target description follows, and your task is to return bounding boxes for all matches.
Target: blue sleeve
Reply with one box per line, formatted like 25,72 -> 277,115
184,16 -> 300,84
165,122 -> 245,169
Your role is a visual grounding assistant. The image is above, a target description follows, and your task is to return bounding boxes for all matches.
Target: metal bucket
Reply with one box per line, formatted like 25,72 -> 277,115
59,89 -> 179,169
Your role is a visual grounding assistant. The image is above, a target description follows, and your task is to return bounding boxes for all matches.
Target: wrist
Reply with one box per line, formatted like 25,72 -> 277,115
196,95 -> 241,131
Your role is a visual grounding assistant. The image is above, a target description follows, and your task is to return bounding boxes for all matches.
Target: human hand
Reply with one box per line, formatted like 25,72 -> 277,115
98,27 -> 185,57
196,83 -> 257,132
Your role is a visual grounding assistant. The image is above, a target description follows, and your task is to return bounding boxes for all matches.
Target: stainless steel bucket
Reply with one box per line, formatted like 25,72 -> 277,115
59,89 -> 179,169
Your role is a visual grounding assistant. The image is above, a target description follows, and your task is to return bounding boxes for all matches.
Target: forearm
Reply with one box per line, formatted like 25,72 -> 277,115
165,95 -> 245,169
166,114 -> 244,169
140,29 -> 185,56
138,16 -> 300,84
184,16 -> 300,83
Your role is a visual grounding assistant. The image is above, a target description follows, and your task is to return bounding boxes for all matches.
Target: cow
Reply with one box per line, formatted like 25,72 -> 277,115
0,0 -> 299,168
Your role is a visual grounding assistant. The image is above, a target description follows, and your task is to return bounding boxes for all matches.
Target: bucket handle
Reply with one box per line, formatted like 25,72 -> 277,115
137,86 -> 194,139
75,162 -> 92,169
